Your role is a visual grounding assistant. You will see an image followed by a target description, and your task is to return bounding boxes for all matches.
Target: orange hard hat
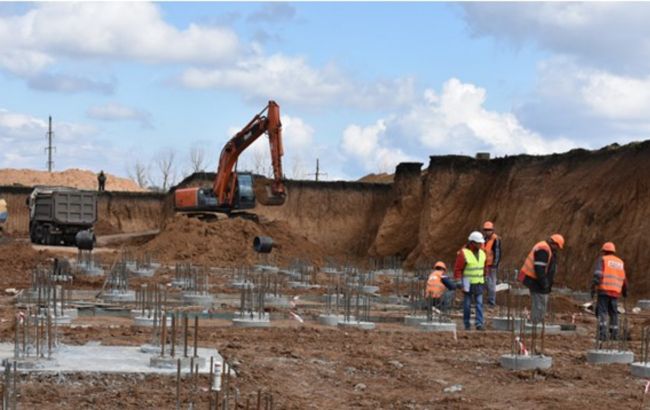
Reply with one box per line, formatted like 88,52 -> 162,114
483,221 -> 494,230
433,261 -> 447,271
550,234 -> 565,249
601,242 -> 616,253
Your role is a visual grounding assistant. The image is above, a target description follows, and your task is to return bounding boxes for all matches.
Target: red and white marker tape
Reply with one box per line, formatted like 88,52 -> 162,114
644,380 -> 650,395
289,311 -> 304,323
515,336 -> 529,356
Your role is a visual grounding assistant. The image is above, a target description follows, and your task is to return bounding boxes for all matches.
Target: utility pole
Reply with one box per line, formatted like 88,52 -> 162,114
308,158 -> 327,182
45,116 -> 55,172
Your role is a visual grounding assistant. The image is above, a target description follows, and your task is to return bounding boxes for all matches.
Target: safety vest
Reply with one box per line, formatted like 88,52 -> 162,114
598,255 -> 625,296
484,233 -> 499,266
462,248 -> 486,284
426,271 -> 446,298
520,241 -> 551,280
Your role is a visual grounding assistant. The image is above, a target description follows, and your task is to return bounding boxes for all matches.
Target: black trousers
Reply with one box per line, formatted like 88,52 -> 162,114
596,294 -> 618,340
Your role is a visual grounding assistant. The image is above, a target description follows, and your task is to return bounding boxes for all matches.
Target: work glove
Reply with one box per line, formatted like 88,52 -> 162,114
454,280 -> 463,290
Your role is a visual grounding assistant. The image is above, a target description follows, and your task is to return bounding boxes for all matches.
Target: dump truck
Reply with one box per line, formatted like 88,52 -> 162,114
28,186 -> 97,246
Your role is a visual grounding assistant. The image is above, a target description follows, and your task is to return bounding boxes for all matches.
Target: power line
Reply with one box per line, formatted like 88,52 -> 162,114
307,158 -> 327,181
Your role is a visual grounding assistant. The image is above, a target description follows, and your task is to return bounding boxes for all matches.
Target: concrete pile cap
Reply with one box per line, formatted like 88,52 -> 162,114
586,349 -> 634,364
500,354 -> 552,370
419,321 -> 457,332
337,320 -> 375,330
403,315 -> 427,327
631,362 -> 650,378
317,314 -> 348,327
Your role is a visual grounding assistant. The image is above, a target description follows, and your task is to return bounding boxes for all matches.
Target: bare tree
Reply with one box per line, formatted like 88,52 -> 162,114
189,145 -> 207,173
128,160 -> 149,188
155,149 -> 176,191
252,148 -> 272,177
290,154 -> 306,180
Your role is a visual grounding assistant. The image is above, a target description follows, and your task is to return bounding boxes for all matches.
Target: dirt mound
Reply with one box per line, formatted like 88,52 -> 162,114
0,168 -> 145,192
369,141 -> 650,296
139,215 -> 325,267
357,172 -> 393,183
0,240 -> 53,289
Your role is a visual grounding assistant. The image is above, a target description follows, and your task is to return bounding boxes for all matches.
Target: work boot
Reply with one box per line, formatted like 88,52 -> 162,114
476,326 -> 484,331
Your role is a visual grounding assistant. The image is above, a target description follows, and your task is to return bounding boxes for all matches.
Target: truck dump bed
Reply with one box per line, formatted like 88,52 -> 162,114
33,190 -> 97,225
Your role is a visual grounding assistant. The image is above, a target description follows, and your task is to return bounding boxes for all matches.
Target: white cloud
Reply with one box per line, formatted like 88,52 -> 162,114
180,53 -> 417,109
0,108 -> 109,170
462,3 -> 650,75
0,2 -> 240,76
247,3 -> 296,23
87,103 -> 152,128
27,72 -> 115,94
341,120 -> 412,173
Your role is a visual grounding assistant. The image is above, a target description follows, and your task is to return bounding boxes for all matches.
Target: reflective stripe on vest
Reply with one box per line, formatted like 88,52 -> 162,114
520,241 -> 551,280
426,271 -> 446,298
483,233 -> 499,266
462,248 -> 486,284
598,255 -> 625,296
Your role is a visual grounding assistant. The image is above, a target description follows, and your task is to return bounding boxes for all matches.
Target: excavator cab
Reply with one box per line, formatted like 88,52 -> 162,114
233,172 -> 255,210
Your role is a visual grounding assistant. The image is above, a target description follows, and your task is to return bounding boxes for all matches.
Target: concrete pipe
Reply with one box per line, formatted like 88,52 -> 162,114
75,230 -> 95,250
253,236 -> 274,253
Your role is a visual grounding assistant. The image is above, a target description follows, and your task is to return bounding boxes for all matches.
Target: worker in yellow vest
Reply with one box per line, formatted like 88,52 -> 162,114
425,261 -> 456,313
454,231 -> 487,330
482,221 -> 501,307
518,234 -> 564,324
591,242 -> 627,341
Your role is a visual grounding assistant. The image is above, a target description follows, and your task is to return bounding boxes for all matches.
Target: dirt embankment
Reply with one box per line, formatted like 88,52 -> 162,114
0,240 -> 53,289
0,168 -> 144,192
369,142 -> 650,294
140,215 -> 326,267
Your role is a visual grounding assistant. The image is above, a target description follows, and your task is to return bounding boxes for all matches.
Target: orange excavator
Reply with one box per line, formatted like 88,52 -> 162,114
174,100 -> 287,217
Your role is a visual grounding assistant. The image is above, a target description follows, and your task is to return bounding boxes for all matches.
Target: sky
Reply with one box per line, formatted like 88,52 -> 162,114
1,2 -> 650,185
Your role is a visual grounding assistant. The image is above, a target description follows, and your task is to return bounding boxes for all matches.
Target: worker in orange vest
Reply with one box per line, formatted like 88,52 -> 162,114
591,242 -> 627,341
518,234 -> 564,324
482,221 -> 501,307
425,261 -> 456,312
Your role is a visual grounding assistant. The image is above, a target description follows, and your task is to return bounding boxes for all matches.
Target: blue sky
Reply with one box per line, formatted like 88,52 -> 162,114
1,2 -> 649,185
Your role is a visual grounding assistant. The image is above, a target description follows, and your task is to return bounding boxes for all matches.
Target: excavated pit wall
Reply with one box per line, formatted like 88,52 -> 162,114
370,142 -> 650,295
0,186 -> 166,235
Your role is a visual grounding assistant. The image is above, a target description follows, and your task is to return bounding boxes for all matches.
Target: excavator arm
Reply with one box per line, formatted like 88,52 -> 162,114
212,100 -> 287,207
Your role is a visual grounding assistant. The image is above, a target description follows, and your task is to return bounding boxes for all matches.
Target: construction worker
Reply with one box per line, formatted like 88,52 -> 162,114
454,231 -> 487,330
518,234 -> 565,324
591,242 -> 627,341
482,221 -> 501,307
97,170 -> 106,192
0,197 -> 6,234
425,261 -> 456,313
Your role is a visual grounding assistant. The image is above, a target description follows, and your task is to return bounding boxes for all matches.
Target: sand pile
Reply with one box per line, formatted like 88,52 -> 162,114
0,240 -> 52,289
0,168 -> 145,192
140,215 -> 325,267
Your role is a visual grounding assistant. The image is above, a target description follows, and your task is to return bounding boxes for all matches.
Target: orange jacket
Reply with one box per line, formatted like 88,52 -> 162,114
520,241 -> 551,281
597,254 -> 626,298
483,233 -> 500,267
426,271 -> 447,298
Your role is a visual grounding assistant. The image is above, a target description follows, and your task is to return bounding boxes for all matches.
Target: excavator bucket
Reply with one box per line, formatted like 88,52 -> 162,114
254,177 -> 287,206
256,184 -> 287,206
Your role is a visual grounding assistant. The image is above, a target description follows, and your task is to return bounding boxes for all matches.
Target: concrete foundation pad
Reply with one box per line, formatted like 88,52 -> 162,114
404,315 -> 427,327
631,362 -> 650,378
337,320 -> 376,330
586,349 -> 634,364
130,268 -> 157,277
637,300 -> 650,310
317,314 -> 348,326
172,279 -> 190,289
264,296 -> 289,307
140,344 -> 164,354
524,323 -> 562,335
150,355 -> 206,369
0,343 -> 220,374
232,318 -> 271,328
63,308 -> 78,320
288,281 -> 319,289
101,290 -> 136,303
133,315 -> 172,327
33,314 -> 72,326
491,317 -> 523,331
419,322 -> 457,332
358,285 -> 380,294
77,265 -> 104,276
12,357 -> 45,370
510,288 -> 530,296
500,354 -> 552,370
182,293 -> 215,307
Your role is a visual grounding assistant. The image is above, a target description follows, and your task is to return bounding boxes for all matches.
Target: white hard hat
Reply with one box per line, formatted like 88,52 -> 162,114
468,231 -> 485,244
